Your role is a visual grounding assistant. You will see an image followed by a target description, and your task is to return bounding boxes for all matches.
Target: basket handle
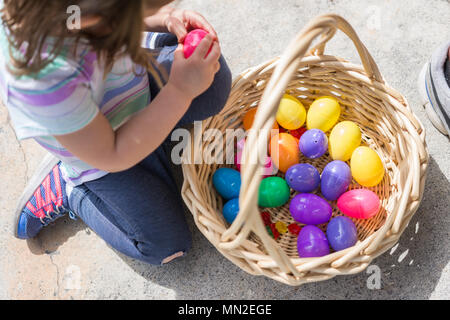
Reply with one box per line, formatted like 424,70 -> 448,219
220,14 -> 384,274
306,14 -> 383,82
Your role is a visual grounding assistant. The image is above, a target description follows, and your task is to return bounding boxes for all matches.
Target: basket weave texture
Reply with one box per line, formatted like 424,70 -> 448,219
181,14 -> 428,285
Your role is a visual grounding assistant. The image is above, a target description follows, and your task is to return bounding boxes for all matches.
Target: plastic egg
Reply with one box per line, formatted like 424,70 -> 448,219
242,108 -> 279,132
269,133 -> 300,173
212,168 -> 241,200
289,193 -> 332,225
297,225 -> 330,258
299,129 -> 328,158
350,146 -> 384,187
329,121 -> 361,161
326,216 -> 358,251
306,96 -> 341,132
235,150 -> 275,177
285,163 -> 320,192
320,160 -> 352,201
235,151 -> 241,171
223,198 -> 239,224
337,189 -> 381,219
183,29 -> 212,58
258,177 -> 290,208
236,137 -> 246,151
276,94 -> 306,130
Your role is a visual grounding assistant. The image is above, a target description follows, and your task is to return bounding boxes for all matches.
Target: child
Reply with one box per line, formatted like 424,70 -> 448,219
0,0 -> 232,265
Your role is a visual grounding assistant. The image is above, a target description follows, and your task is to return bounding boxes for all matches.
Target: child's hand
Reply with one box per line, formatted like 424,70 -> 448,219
164,9 -> 218,43
167,34 -> 221,101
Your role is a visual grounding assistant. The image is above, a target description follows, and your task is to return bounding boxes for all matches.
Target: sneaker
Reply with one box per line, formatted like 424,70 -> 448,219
13,154 -> 74,239
417,41 -> 450,136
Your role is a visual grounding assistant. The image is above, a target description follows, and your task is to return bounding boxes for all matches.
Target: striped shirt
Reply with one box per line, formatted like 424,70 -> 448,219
0,23 -> 158,186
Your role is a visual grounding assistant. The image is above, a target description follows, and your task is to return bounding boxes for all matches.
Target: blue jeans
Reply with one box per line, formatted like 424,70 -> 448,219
68,34 -> 232,265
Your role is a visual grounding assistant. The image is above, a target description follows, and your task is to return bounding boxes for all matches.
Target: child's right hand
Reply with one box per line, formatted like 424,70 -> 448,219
167,34 -> 221,101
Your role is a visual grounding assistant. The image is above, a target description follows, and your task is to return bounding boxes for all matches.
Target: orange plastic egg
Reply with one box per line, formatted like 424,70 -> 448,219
243,108 -> 279,132
269,133 -> 300,173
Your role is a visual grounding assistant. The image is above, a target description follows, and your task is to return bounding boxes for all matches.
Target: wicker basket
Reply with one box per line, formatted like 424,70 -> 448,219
181,14 -> 428,285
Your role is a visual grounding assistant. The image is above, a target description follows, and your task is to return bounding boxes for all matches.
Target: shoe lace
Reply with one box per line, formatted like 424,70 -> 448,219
39,203 -> 77,225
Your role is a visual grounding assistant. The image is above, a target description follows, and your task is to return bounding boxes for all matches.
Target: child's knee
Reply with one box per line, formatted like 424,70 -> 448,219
137,232 -> 192,266
195,55 -> 232,119
214,55 -> 232,111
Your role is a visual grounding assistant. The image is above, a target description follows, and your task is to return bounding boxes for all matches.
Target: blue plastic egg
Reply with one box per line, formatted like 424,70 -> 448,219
320,160 -> 352,200
223,198 -> 239,224
285,163 -> 320,192
299,129 -> 328,158
326,216 -> 358,251
213,168 -> 241,200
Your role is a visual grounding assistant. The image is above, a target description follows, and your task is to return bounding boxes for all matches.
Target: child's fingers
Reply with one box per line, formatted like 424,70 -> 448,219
173,43 -> 185,60
192,34 -> 214,59
214,61 -> 221,73
166,17 -> 187,42
185,11 -> 218,41
205,41 -> 221,63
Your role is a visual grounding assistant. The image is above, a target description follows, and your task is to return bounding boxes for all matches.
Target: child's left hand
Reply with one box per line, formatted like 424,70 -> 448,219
144,6 -> 218,44
163,9 -> 218,43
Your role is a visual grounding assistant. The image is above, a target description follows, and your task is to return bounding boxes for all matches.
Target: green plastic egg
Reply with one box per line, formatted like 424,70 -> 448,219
258,177 -> 290,208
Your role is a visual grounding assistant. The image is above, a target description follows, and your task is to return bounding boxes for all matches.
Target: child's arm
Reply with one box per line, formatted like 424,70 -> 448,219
143,5 -> 217,43
54,35 -> 221,173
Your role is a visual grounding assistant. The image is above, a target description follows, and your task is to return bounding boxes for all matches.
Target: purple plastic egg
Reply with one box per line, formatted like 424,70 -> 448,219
299,129 -> 328,158
289,193 -> 332,225
285,163 -> 320,192
326,216 -> 358,251
297,225 -> 330,257
320,160 -> 352,200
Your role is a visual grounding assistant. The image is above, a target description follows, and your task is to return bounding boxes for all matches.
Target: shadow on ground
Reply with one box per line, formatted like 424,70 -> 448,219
110,155 -> 449,299
28,151 -> 449,299
28,217 -> 89,255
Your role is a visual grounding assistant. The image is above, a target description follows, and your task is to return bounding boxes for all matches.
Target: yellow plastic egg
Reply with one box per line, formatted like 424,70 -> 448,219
276,94 -> 306,130
306,96 -> 341,132
329,121 -> 362,161
350,146 -> 384,187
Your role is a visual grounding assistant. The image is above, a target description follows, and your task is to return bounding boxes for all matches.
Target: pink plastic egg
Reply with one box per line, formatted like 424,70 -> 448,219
337,189 -> 381,219
237,138 -> 246,151
183,29 -> 212,58
235,150 -> 275,177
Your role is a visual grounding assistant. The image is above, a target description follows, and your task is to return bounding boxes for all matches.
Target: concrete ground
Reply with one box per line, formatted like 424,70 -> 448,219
0,0 -> 449,300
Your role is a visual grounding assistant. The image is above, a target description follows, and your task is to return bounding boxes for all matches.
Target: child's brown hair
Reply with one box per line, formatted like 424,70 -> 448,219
1,0 -> 173,85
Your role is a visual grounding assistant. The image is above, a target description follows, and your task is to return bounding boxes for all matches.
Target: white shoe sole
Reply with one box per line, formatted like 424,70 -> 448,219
12,153 -> 60,238
417,62 -> 449,136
